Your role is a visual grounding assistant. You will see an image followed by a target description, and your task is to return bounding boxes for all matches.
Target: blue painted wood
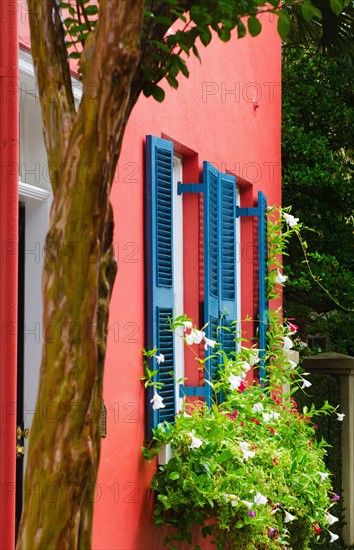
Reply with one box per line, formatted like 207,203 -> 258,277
146,135 -> 176,435
177,182 -> 206,195
257,191 -> 268,383
236,206 -> 260,218
236,191 -> 269,384
204,162 -> 238,406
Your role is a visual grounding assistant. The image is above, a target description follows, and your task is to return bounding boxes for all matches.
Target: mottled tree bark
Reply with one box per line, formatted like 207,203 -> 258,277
16,1 -> 144,548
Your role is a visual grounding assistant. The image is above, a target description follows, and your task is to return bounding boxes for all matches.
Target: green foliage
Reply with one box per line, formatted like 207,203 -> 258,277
61,0 -> 99,59
141,215 -> 348,548
282,48 -> 354,355
143,316 -> 340,549
296,375 -> 345,549
59,0 -> 350,91
284,0 -> 354,60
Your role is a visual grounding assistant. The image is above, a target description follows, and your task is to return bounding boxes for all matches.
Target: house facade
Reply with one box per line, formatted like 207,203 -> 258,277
0,5 -> 281,549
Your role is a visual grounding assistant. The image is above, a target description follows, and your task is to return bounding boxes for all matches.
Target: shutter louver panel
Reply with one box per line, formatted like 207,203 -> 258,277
221,319 -> 236,357
157,307 -> 175,423
207,315 -> 219,383
146,136 -> 175,436
156,150 -> 173,287
209,171 -> 219,298
221,175 -> 236,302
204,162 -> 238,406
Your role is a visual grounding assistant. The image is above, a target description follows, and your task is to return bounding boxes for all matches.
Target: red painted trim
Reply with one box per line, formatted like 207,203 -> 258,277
0,2 -> 19,547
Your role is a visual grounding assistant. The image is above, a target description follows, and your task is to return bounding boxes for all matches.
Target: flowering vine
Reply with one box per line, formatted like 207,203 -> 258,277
141,207 -> 345,549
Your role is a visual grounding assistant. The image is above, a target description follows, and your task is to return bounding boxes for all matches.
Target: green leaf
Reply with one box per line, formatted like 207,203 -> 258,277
192,45 -> 201,62
216,449 -> 232,464
169,471 -> 180,480
301,2 -> 317,21
330,0 -> 343,14
277,12 -> 291,40
247,16 -> 262,37
199,28 -> 212,46
85,5 -> 98,16
166,74 -> 179,89
237,20 -> 247,38
219,27 -> 231,42
144,83 -> 165,102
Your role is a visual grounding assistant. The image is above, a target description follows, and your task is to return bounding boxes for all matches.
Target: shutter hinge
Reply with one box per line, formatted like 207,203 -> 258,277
177,182 -> 206,195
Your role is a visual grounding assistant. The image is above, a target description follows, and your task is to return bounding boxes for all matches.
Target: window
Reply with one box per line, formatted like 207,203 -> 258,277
145,135 -> 268,434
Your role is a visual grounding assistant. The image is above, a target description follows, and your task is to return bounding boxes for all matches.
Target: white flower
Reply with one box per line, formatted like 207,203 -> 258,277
262,411 -> 280,422
188,433 -> 203,449
284,511 -> 296,523
325,513 -> 338,525
224,494 -> 239,507
204,337 -> 216,350
241,500 -> 253,510
301,377 -> 312,389
287,359 -> 298,370
183,321 -> 193,330
275,269 -> 288,285
186,328 -> 205,345
239,441 -> 255,461
283,336 -> 293,351
249,353 -> 260,366
229,374 -> 243,391
318,472 -> 330,482
154,353 -> 165,364
150,392 -> 165,411
254,492 -> 268,506
242,361 -> 251,373
329,531 -> 339,543
336,412 -> 345,421
283,212 -> 299,228
252,403 -> 264,413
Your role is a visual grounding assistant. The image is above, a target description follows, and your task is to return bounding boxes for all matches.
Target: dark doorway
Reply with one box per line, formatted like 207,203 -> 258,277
15,203 -> 25,539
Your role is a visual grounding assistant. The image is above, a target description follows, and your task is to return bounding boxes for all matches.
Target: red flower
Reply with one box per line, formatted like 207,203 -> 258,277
287,321 -> 299,333
238,380 -> 247,393
272,458 -> 279,466
250,417 -> 261,425
268,426 -> 275,435
226,410 -> 239,421
313,524 -> 321,535
313,424 -> 319,430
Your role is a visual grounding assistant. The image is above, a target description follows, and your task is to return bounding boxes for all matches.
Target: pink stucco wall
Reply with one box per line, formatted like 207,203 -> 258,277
93,19 -> 281,550
18,11 -> 281,549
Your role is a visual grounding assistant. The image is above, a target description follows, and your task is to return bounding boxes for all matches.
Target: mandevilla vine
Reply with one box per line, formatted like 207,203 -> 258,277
141,208 -> 345,549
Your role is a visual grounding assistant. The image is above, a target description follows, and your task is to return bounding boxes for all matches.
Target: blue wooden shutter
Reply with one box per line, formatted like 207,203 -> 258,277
204,162 -> 238,405
146,136 -> 175,434
236,190 -> 269,384
257,191 -> 268,382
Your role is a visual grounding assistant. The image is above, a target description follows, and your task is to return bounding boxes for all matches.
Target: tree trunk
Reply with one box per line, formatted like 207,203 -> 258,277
17,1 -> 144,548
